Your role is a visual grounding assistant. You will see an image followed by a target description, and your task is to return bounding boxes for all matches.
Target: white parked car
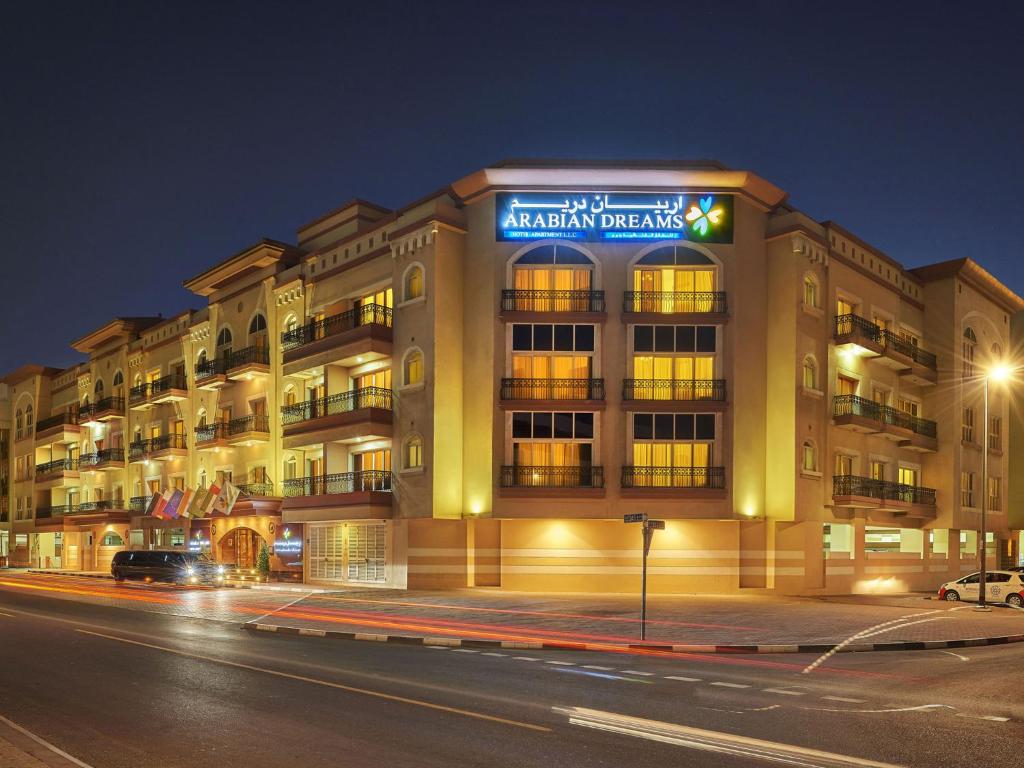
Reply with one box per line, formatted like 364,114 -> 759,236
938,571 -> 1024,606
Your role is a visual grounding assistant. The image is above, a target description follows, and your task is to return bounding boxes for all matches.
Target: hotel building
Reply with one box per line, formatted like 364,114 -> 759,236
2,159 -> 1023,593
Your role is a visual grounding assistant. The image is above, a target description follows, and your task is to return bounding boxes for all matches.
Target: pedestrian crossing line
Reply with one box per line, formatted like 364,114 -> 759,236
709,681 -> 750,689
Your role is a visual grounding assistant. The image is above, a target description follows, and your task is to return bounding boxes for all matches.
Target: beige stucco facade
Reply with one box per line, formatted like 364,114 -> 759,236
3,160 -> 1023,594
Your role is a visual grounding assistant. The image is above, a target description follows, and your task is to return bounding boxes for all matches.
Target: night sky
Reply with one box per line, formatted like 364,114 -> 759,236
2,1 -> 1022,373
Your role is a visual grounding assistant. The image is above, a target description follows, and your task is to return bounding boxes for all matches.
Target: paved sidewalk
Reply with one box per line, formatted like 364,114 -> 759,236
241,588 -> 1024,652
0,718 -> 86,768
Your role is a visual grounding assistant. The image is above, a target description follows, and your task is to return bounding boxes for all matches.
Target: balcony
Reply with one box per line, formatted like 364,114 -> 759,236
833,475 -> 937,518
237,482 -> 275,497
128,382 -> 151,410
129,495 -> 150,513
281,387 -> 393,449
832,395 -> 938,452
280,470 -> 394,521
621,466 -> 726,494
93,447 -> 124,470
35,504 -> 73,520
34,458 -> 79,488
622,379 -> 727,410
500,465 -> 604,491
500,289 -> 606,319
499,378 -> 605,408
150,374 -> 188,404
281,304 -> 392,374
227,345 -> 270,381
148,433 -> 188,460
78,396 -> 126,427
227,414 -> 271,446
622,291 -> 728,322
195,358 -> 231,390
74,500 -> 115,513
128,440 -> 149,463
34,412 -> 81,446
195,422 -> 230,451
834,315 -> 938,385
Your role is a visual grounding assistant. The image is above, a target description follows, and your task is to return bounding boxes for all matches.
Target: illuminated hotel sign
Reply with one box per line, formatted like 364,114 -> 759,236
496,192 -> 733,243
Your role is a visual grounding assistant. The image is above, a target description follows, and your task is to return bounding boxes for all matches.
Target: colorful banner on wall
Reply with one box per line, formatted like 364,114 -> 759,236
495,192 -> 733,243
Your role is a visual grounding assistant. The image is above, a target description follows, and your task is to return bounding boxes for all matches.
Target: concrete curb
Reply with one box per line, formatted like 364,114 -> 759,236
240,622 -> 1024,654
29,569 -> 111,579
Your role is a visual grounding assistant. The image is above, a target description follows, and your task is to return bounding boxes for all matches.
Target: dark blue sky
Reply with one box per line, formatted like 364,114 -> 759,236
3,1 -> 1022,372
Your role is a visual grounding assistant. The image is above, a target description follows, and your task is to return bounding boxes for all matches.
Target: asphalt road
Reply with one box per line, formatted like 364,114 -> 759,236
0,581 -> 1022,768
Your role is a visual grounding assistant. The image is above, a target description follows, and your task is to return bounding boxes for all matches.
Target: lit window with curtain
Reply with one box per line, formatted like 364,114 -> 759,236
630,325 -> 716,400
802,356 -> 817,390
631,246 -> 717,313
511,244 -> 594,311
962,327 -> 976,378
509,324 -> 596,399
510,411 -> 595,486
629,412 -> 716,487
803,275 -> 818,308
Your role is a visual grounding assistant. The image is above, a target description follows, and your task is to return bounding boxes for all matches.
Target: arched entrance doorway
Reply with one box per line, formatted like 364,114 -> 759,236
219,527 -> 266,569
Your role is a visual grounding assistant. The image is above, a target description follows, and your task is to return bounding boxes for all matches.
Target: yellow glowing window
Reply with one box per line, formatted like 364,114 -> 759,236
513,268 -> 592,311
512,355 -> 591,379
633,269 -> 715,313
631,356 -> 714,399
405,267 -> 424,300
404,350 -> 424,386
405,436 -> 423,469
898,466 -> 918,486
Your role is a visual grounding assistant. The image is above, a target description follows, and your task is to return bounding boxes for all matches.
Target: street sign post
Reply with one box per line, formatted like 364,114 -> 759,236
625,514 -> 664,640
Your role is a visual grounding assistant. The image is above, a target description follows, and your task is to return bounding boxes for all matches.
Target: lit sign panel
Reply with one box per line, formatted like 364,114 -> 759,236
496,192 -> 733,243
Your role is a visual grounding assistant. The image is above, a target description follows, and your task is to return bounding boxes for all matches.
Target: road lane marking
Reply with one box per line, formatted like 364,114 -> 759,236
763,688 -> 806,696
709,681 -> 750,689
451,648 -> 479,653
581,665 -> 614,671
75,629 -> 551,733
802,611 -> 949,675
804,704 -> 952,715
821,696 -> 866,704
955,713 -> 1010,722
0,713 -> 96,768
0,610 -> 15,618
555,707 -> 905,767
513,656 -> 540,661
620,670 -> 654,676
664,676 -> 701,682
481,652 -> 508,657
544,660 -> 574,666
940,651 -> 969,661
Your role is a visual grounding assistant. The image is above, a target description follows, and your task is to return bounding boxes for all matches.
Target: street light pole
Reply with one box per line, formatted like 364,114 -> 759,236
978,374 -> 990,610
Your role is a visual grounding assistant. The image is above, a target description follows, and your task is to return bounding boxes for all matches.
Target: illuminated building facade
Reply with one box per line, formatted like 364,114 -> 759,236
2,160 -> 1022,593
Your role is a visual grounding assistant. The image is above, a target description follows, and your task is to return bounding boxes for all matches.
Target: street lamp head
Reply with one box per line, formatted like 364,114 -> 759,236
988,363 -> 1013,383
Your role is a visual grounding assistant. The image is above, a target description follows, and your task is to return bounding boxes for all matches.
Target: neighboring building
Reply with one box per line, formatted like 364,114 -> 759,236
2,160 -> 1021,593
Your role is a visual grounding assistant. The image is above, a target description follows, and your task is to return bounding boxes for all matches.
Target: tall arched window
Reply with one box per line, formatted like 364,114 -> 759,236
802,355 -> 818,390
197,408 -> 207,427
962,327 -> 977,378
802,440 -> 818,472
94,379 -> 104,397
631,245 -> 718,313
216,327 -> 233,362
405,435 -> 424,469
24,404 -> 33,433
248,313 -> 268,348
15,409 -> 23,440
404,265 -> 424,301
511,244 -> 595,311
803,274 -> 819,308
112,370 -> 123,396
403,348 -> 424,386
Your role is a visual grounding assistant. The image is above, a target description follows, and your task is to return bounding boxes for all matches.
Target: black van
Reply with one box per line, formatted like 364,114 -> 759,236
111,550 -> 225,586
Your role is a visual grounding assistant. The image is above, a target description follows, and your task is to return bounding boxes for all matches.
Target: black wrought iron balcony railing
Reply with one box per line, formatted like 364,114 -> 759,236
623,291 -> 727,314
195,357 -> 230,380
282,470 -> 393,497
832,475 -> 936,506
150,433 -> 188,452
833,395 -> 937,438
35,505 -> 73,519
229,414 -> 271,435
621,466 -> 726,489
35,457 -> 78,475
128,382 -> 149,403
622,379 -> 727,401
195,422 -> 230,442
78,452 -> 100,469
150,374 -> 187,396
96,447 -> 125,464
500,289 -> 606,313
237,482 -> 275,497
80,396 -> 125,420
835,315 -> 938,371
280,303 -> 393,351
500,378 -> 605,401
36,412 -> 78,432
500,465 -> 604,488
129,495 -> 150,512
281,387 -> 394,425
228,345 -> 270,369
128,441 -> 148,462
75,500 -> 114,513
